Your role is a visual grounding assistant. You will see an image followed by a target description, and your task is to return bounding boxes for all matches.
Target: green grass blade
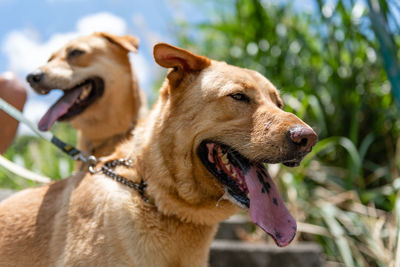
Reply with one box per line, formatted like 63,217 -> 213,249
321,203 -> 356,267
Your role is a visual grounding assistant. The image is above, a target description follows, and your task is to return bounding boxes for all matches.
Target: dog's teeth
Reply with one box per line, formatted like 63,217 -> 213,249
79,86 -> 91,100
218,147 -> 223,157
226,164 -> 231,172
232,171 -> 238,179
222,154 -> 229,165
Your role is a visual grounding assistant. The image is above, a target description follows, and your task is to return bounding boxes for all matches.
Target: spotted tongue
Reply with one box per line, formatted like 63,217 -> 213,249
38,87 -> 83,131
244,164 -> 297,247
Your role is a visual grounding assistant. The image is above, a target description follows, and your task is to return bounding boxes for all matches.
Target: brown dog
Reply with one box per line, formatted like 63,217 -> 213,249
26,32 -> 147,168
0,43 -> 317,266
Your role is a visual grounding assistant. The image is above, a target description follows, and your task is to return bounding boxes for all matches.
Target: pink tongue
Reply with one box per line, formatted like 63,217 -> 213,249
244,165 -> 297,247
38,88 -> 83,131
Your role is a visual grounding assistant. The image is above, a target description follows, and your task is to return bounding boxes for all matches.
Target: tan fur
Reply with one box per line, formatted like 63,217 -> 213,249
30,32 -> 147,168
0,43 -> 316,266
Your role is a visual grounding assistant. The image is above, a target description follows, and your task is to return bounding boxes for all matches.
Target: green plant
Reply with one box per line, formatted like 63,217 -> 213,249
0,123 -> 76,189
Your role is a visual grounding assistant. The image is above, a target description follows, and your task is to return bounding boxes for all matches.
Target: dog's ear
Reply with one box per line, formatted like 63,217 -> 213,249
97,32 -> 139,53
153,43 -> 210,88
153,43 -> 210,72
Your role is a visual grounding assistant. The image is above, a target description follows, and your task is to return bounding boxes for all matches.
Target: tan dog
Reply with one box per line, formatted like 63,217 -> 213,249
0,43 -> 317,266
26,32 -> 147,167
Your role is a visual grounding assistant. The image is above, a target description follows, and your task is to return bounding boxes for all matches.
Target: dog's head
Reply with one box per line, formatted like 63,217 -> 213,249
27,32 -> 140,139
152,43 -> 317,247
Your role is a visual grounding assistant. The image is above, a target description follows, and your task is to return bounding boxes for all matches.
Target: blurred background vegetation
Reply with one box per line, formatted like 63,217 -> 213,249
1,0 -> 400,266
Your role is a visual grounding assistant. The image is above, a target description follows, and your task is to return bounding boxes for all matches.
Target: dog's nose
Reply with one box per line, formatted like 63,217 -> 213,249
26,70 -> 44,85
288,126 -> 317,152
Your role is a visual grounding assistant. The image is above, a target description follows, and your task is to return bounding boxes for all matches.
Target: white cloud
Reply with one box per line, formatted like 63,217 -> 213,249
1,12 -> 153,135
130,53 -> 150,91
76,12 -> 127,36
3,29 -> 77,75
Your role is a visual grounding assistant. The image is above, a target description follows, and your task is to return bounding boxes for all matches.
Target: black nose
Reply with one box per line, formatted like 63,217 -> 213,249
26,70 -> 44,85
288,126 -> 318,152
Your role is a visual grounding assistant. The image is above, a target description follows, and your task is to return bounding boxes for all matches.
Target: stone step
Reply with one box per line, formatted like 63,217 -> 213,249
210,240 -> 324,267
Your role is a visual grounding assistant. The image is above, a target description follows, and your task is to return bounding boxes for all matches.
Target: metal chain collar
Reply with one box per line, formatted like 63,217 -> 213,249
88,156 -> 148,203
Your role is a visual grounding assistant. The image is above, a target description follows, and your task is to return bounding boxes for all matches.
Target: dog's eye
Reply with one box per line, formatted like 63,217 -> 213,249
68,49 -> 85,59
229,93 -> 250,103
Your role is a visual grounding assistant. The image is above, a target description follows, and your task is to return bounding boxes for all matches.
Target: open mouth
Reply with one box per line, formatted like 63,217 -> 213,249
198,140 -> 297,247
38,77 -> 104,131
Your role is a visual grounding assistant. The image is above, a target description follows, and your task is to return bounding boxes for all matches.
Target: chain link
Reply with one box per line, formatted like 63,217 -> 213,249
89,158 -> 148,203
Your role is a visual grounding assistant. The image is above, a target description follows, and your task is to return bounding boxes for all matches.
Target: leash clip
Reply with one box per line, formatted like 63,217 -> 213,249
72,153 -> 89,163
87,155 -> 101,174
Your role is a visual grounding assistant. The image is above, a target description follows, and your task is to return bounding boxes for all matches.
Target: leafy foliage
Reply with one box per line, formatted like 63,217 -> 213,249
0,123 -> 76,189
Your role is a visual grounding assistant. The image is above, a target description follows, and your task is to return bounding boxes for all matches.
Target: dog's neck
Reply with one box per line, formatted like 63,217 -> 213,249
76,67 -> 146,163
77,125 -> 133,160
114,90 -> 239,226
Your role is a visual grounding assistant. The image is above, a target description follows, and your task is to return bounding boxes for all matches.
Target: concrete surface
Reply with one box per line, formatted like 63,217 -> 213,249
210,240 -> 324,267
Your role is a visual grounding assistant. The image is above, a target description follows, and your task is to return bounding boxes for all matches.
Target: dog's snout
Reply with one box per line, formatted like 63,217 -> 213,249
26,70 -> 44,85
288,126 -> 317,152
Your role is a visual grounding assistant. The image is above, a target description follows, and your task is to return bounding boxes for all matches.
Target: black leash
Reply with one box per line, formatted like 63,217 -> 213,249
50,135 -> 88,162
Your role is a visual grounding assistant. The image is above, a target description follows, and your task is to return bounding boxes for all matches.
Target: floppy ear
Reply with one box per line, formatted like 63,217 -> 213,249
96,32 -> 139,53
153,43 -> 211,88
153,43 -> 210,72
